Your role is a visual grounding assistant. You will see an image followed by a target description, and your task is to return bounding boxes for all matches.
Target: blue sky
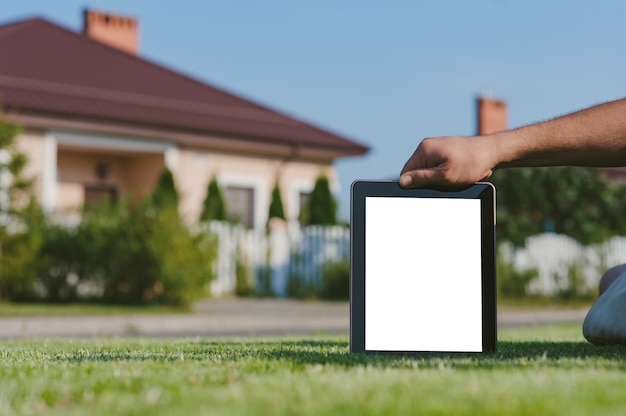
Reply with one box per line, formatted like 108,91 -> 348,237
3,1 -> 626,220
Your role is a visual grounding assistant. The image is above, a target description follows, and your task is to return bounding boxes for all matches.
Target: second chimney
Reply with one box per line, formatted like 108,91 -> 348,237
477,96 -> 507,136
83,9 -> 139,55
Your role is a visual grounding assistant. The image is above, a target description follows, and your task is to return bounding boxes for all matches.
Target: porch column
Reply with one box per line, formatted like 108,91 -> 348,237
165,146 -> 179,172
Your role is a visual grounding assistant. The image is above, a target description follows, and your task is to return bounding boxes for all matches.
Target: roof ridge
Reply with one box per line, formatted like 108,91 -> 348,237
0,17 -> 48,41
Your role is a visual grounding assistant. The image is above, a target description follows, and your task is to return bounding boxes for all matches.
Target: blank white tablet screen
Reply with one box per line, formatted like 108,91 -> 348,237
365,197 -> 483,352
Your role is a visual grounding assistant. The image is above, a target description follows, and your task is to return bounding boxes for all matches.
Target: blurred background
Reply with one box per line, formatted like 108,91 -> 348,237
4,0 -> 626,220
2,1 -> 626,306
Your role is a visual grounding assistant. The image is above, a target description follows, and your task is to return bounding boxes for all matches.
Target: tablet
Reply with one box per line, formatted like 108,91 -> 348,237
350,180 -> 496,354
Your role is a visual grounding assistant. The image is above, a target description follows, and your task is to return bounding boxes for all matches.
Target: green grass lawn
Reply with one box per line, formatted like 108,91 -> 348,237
1,324 -> 625,415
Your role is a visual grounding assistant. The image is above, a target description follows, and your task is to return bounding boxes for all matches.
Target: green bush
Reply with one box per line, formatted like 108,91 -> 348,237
286,257 -> 350,300
12,197 -> 217,307
234,248 -> 255,297
0,202 -> 45,301
36,220 -> 83,302
496,249 -> 538,299
0,168 -> 216,306
73,198 -> 216,306
319,260 -> 350,300
200,177 -> 227,222
286,273 -> 316,299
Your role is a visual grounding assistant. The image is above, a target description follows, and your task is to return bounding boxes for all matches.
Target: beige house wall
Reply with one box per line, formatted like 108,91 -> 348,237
13,129 -> 168,213
56,151 -> 164,211
56,182 -> 84,212
57,151 -> 109,211
14,128 -> 338,230
176,148 -> 337,228
124,154 -> 165,198
15,130 -> 46,203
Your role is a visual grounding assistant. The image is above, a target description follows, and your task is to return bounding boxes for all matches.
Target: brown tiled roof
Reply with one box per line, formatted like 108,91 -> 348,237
0,17 -> 368,156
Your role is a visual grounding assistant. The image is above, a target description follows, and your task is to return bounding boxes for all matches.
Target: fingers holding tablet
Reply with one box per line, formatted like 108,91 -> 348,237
399,136 -> 496,188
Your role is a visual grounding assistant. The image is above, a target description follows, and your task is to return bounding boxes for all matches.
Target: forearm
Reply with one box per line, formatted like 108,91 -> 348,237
492,98 -> 626,169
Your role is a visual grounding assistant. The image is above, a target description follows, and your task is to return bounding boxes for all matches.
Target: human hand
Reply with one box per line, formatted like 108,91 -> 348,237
399,136 -> 497,188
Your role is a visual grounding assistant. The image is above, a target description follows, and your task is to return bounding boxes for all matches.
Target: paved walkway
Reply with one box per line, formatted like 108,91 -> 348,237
0,299 -> 590,339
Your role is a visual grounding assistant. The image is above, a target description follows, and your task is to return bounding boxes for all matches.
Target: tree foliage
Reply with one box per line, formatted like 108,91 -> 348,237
200,176 -> 227,222
0,115 -> 43,301
305,175 -> 337,225
268,182 -> 286,221
0,116 -> 33,216
490,166 -> 626,246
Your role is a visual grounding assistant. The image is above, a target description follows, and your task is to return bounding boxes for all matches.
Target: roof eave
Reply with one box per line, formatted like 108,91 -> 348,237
6,111 -> 368,162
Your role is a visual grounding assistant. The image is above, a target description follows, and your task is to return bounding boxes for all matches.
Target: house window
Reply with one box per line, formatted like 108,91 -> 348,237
84,185 -> 118,207
225,186 -> 255,228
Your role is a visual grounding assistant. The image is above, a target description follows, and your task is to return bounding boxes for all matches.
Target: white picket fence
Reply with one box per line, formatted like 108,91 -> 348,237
204,221 -> 350,297
500,233 -> 626,295
203,221 -> 626,297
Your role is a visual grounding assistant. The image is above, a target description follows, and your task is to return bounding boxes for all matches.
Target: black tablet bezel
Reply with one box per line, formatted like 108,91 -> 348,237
350,180 -> 496,354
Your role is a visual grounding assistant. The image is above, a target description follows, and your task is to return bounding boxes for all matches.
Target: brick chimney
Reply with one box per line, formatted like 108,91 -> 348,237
83,9 -> 139,55
476,96 -> 507,135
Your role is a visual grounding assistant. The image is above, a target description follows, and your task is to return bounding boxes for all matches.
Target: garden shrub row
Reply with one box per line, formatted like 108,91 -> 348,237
0,198 -> 216,307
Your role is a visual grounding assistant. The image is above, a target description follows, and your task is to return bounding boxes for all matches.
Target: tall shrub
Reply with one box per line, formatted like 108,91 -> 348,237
319,259 -> 350,300
306,175 -> 337,225
268,182 -> 286,221
152,167 -> 179,209
200,176 -> 227,222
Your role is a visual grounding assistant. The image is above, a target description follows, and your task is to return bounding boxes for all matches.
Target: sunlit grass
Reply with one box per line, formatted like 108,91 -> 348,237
1,324 -> 624,415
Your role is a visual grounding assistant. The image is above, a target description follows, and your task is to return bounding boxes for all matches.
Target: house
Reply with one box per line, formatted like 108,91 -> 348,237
0,10 -> 368,228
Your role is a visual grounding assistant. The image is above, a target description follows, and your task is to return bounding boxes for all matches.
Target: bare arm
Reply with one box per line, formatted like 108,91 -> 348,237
399,98 -> 626,188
